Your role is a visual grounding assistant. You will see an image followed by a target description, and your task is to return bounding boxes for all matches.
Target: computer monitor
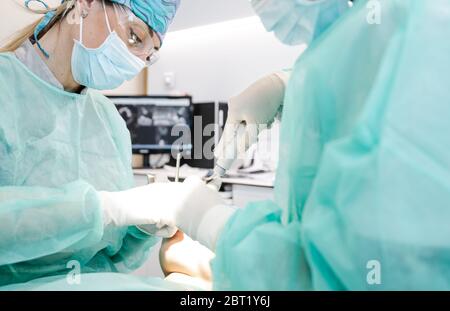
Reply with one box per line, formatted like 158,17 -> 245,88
182,102 -> 229,169
109,96 -> 193,155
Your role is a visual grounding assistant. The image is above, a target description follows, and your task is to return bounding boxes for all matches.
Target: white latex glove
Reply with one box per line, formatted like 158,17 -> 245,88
214,71 -> 290,172
99,183 -> 180,238
227,71 -> 289,127
174,177 -> 236,250
99,177 -> 235,244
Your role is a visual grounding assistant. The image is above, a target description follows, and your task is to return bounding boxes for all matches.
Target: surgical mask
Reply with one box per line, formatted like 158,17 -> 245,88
251,0 -> 349,46
71,0 -> 147,90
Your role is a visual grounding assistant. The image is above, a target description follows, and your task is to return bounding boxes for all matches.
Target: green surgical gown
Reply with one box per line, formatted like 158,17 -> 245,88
213,0 -> 450,290
0,53 -> 174,290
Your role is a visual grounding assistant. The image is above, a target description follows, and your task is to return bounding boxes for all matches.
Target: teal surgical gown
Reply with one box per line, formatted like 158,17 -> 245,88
212,0 -> 450,290
0,53 -> 176,290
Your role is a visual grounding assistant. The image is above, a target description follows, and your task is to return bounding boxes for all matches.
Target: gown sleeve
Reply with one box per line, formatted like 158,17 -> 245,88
0,181 -> 104,266
211,201 -> 309,291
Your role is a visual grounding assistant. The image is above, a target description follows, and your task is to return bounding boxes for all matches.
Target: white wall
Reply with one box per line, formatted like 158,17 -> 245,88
148,16 -> 305,102
153,0 -> 305,101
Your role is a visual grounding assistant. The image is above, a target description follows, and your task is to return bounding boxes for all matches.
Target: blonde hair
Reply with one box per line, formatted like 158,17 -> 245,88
0,1 -> 75,53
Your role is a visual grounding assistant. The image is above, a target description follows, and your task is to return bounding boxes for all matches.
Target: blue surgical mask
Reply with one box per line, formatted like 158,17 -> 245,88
251,0 -> 349,46
71,1 -> 146,90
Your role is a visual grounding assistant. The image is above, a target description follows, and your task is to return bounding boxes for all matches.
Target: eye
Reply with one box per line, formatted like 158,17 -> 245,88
128,29 -> 142,46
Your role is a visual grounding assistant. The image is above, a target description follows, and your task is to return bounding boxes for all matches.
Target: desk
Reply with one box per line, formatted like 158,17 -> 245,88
133,167 -> 275,208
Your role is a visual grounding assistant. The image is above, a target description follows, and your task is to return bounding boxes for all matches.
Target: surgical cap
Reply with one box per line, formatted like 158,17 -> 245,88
109,0 -> 181,44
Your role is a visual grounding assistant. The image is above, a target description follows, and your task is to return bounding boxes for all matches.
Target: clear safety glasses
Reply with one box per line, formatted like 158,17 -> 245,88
111,3 -> 160,66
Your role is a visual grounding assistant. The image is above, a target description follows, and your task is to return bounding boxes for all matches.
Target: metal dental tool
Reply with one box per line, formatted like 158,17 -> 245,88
175,151 -> 182,183
205,122 -> 252,190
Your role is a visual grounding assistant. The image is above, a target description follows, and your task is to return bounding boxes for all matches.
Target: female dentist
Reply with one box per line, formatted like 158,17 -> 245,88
0,0 -> 220,290
163,0 -> 450,290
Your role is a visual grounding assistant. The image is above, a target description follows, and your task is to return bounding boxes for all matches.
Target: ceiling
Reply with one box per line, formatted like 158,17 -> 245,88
168,0 -> 256,32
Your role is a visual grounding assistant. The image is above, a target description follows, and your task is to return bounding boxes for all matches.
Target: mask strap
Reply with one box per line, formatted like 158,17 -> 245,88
79,13 -> 84,44
112,3 -> 122,25
102,0 -> 112,33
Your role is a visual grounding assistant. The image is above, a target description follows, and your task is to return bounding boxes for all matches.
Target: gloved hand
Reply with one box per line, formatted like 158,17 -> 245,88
99,182 -> 181,238
99,177 -> 235,243
173,177 -> 236,250
227,71 -> 290,128
214,71 -> 290,172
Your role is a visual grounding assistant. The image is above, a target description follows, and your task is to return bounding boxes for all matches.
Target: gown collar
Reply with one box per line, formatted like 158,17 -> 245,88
14,39 -> 87,94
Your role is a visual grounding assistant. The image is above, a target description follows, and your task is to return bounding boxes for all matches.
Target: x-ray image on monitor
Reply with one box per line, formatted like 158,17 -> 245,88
110,96 -> 193,154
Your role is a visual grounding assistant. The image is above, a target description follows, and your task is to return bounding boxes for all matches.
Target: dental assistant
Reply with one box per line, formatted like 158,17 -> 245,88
165,0 -> 450,290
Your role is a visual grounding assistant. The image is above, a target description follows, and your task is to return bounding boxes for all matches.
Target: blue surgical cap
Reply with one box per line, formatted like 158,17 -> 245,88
110,0 -> 180,44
